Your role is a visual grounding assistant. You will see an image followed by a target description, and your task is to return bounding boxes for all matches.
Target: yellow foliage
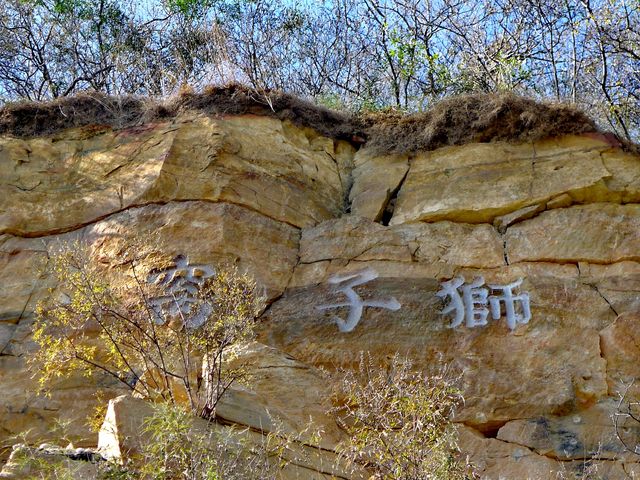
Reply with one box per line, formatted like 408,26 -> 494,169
31,239 -> 264,421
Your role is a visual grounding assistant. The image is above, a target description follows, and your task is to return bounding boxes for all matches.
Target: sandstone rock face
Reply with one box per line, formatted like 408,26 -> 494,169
0,123 -> 175,236
600,313 -> 640,398
215,342 -> 345,449
349,150 -> 408,221
2,118 -> 640,478
506,203 -> 640,264
0,115 -> 331,454
388,135 -> 638,225
495,398 -> 640,461
138,116 -> 354,229
0,201 -> 299,449
458,425 -> 636,480
298,215 -> 505,269
0,115 -> 354,236
85,201 -> 300,298
260,234 -> 612,428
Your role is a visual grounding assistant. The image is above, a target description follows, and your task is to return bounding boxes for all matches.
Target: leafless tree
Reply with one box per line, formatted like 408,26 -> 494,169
0,0 -> 638,140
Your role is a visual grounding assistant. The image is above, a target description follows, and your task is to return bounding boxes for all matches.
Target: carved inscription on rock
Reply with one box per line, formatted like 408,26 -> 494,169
437,276 -> 531,330
316,268 -> 401,332
146,255 -> 215,327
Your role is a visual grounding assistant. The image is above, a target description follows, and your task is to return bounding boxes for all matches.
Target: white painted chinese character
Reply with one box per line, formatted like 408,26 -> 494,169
437,276 -> 531,330
147,255 -> 215,327
316,268 -> 401,332
488,278 -> 531,330
436,276 -> 489,328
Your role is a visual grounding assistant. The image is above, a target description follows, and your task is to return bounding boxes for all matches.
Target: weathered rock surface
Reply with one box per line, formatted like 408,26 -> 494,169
577,261 -> 640,318
0,115 -> 354,236
459,425 -> 637,480
493,203 -> 545,233
260,261 -> 612,429
385,135 -> 640,225
600,313 -> 640,398
506,203 -> 640,264
216,342 -> 345,449
298,215 -> 505,268
0,201 -> 299,449
349,150 -> 408,221
2,118 -> 640,479
495,398 -> 640,461
84,201 -> 300,298
139,116 -> 354,229
0,122 -> 175,236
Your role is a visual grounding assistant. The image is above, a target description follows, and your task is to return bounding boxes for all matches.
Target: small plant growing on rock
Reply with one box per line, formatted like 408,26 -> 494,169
135,402 -> 284,480
332,353 -> 473,480
32,240 -> 264,420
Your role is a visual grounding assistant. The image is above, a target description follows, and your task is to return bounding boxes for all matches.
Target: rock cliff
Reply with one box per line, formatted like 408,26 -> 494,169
1,104 -> 640,479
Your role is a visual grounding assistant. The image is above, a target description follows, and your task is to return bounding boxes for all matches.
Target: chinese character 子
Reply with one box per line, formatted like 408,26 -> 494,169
315,268 -> 401,333
146,255 -> 215,328
436,276 -> 531,330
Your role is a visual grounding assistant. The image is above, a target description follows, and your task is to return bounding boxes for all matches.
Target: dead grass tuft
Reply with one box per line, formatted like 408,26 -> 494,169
1,86 -> 627,153
362,93 -> 600,155
0,92 -> 157,137
170,83 -> 363,142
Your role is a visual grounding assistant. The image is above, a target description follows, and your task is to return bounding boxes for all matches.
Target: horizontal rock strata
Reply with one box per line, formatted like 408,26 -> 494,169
2,118 -> 640,478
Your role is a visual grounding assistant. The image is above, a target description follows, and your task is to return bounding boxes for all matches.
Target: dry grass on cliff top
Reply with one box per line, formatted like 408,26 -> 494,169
0,84 -> 618,153
0,84 -> 361,143
361,93 -> 601,154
